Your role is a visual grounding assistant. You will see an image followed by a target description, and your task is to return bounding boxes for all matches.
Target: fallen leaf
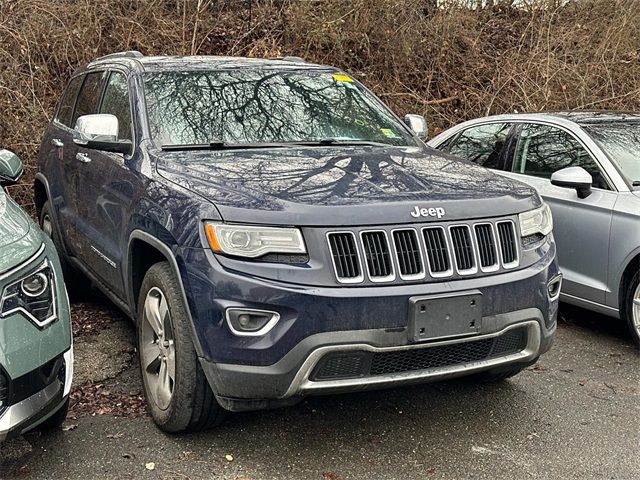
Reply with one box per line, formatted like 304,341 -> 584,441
145,462 -> 155,471
107,432 -> 124,439
62,424 -> 77,431
225,454 -> 234,462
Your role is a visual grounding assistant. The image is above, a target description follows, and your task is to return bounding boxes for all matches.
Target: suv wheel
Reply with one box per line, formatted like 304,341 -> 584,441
40,201 -> 87,295
138,262 -> 225,432
622,270 -> 640,346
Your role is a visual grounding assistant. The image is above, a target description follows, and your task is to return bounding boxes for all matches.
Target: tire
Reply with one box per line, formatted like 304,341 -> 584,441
137,261 -> 225,433
621,269 -> 640,346
39,201 -> 87,296
468,365 -> 527,383
37,398 -> 69,431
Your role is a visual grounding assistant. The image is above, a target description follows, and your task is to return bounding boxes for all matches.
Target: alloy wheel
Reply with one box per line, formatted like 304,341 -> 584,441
41,213 -> 53,237
140,287 -> 176,410
633,283 -> 640,337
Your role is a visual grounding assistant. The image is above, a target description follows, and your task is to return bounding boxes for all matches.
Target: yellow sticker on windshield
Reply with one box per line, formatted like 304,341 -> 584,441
381,128 -> 400,139
332,73 -> 353,83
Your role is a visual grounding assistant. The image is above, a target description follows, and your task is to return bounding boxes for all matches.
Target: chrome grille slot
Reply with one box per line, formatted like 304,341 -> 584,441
327,232 -> 362,282
361,231 -> 394,280
474,223 -> 498,270
422,227 -> 451,275
497,221 -> 518,267
392,229 -> 423,278
449,225 -> 476,273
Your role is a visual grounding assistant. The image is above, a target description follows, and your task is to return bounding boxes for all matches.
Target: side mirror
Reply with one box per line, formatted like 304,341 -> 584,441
551,166 -> 592,199
73,114 -> 132,154
404,114 -> 428,140
0,149 -> 24,185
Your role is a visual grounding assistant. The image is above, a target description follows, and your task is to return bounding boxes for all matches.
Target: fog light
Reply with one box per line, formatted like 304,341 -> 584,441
547,274 -> 562,300
226,308 -> 280,336
21,272 -> 48,297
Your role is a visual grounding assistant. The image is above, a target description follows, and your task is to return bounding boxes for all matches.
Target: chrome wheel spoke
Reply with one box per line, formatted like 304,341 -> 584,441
141,341 -> 161,372
156,359 -> 172,408
166,344 -> 176,382
633,285 -> 640,330
144,291 -> 164,337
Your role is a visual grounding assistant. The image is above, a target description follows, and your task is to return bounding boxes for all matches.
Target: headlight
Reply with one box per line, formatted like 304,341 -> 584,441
204,222 -> 306,258
518,203 -> 553,237
0,260 -> 57,328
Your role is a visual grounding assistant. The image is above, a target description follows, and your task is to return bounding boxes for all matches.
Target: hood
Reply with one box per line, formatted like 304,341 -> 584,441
0,189 -> 31,250
156,145 -> 540,226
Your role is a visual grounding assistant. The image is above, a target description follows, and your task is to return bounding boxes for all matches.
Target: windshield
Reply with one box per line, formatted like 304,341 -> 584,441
143,70 -> 415,148
583,123 -> 640,186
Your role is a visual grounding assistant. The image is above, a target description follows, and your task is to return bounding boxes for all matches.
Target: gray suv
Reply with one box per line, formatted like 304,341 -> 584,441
429,112 -> 640,344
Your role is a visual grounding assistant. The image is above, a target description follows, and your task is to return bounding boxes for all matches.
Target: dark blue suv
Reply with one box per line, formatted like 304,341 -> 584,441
35,52 -> 560,432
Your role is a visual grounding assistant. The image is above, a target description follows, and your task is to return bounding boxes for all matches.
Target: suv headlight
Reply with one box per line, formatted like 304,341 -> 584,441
0,260 -> 57,328
204,222 -> 306,258
518,203 -> 553,237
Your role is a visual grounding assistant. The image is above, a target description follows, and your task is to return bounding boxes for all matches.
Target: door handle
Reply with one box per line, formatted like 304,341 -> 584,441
76,152 -> 92,164
51,138 -> 64,148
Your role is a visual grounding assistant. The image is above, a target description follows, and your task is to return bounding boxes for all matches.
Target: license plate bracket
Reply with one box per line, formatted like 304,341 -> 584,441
409,291 -> 482,342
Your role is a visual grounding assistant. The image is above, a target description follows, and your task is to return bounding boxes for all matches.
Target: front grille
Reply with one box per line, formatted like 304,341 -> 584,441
327,232 -> 361,281
393,229 -> 423,277
423,227 -> 451,274
327,217 -> 520,283
474,224 -> 498,269
312,328 -> 528,381
361,231 -> 393,279
0,369 -> 7,414
450,225 -> 475,272
497,221 -> 518,266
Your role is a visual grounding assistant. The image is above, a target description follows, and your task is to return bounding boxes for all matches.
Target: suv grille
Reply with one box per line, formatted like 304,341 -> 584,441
311,328 -> 528,381
361,231 -> 393,279
392,229 -> 423,277
327,232 -> 361,281
328,217 -> 520,283
497,221 -> 518,266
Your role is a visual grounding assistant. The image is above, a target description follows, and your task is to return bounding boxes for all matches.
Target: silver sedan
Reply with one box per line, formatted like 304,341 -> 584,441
428,112 -> 640,345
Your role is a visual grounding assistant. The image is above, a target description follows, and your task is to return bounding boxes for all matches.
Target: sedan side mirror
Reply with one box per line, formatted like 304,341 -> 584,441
73,114 -> 132,154
0,149 -> 24,185
404,114 -> 428,140
551,166 -> 592,199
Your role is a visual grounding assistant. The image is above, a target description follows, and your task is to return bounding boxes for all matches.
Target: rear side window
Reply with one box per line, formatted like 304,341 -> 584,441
445,123 -> 511,169
513,124 -> 610,189
56,76 -> 83,128
100,72 -> 132,141
72,71 -> 107,127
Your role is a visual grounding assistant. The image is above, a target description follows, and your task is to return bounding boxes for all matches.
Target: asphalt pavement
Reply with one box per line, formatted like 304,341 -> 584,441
1,304 -> 638,480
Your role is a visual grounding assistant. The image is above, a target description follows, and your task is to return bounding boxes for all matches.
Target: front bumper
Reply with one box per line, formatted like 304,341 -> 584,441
0,348 -> 73,442
179,237 -> 559,410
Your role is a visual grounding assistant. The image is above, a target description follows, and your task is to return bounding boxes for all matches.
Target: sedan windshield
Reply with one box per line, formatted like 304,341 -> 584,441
143,70 -> 415,148
583,123 -> 640,186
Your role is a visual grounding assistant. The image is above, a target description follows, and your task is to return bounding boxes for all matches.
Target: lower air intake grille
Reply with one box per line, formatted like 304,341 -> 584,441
328,232 -> 361,280
311,328 -> 528,381
497,221 -> 518,265
361,231 -> 393,278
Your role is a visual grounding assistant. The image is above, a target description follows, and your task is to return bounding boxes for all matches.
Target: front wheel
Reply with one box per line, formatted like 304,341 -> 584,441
622,270 -> 640,346
137,262 -> 225,432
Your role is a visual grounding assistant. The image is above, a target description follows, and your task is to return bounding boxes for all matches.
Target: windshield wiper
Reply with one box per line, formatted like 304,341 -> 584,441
161,141 -> 293,151
287,139 -> 392,148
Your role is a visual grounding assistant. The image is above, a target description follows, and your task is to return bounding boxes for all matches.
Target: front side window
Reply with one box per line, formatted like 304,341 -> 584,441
513,124 -> 609,189
143,70 -> 415,147
56,75 -> 83,128
100,72 -> 132,141
445,123 -> 511,169
72,71 -> 107,127
582,122 -> 640,187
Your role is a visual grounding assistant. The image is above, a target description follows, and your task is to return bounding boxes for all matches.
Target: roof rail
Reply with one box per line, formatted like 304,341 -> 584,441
94,51 -> 144,61
277,56 -> 306,63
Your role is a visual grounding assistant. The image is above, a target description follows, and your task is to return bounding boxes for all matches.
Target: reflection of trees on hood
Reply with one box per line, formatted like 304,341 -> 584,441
143,69 -> 411,146
159,147 -> 531,210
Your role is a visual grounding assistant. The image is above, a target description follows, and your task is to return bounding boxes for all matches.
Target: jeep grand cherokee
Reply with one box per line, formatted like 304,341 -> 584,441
35,52 -> 560,432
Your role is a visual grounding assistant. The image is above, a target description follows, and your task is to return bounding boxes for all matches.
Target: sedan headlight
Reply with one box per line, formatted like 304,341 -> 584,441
0,260 -> 57,328
518,203 -> 553,237
204,222 -> 306,258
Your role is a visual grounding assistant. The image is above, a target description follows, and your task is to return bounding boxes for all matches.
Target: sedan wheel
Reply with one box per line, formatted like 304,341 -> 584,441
633,283 -> 640,338
140,287 -> 176,410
